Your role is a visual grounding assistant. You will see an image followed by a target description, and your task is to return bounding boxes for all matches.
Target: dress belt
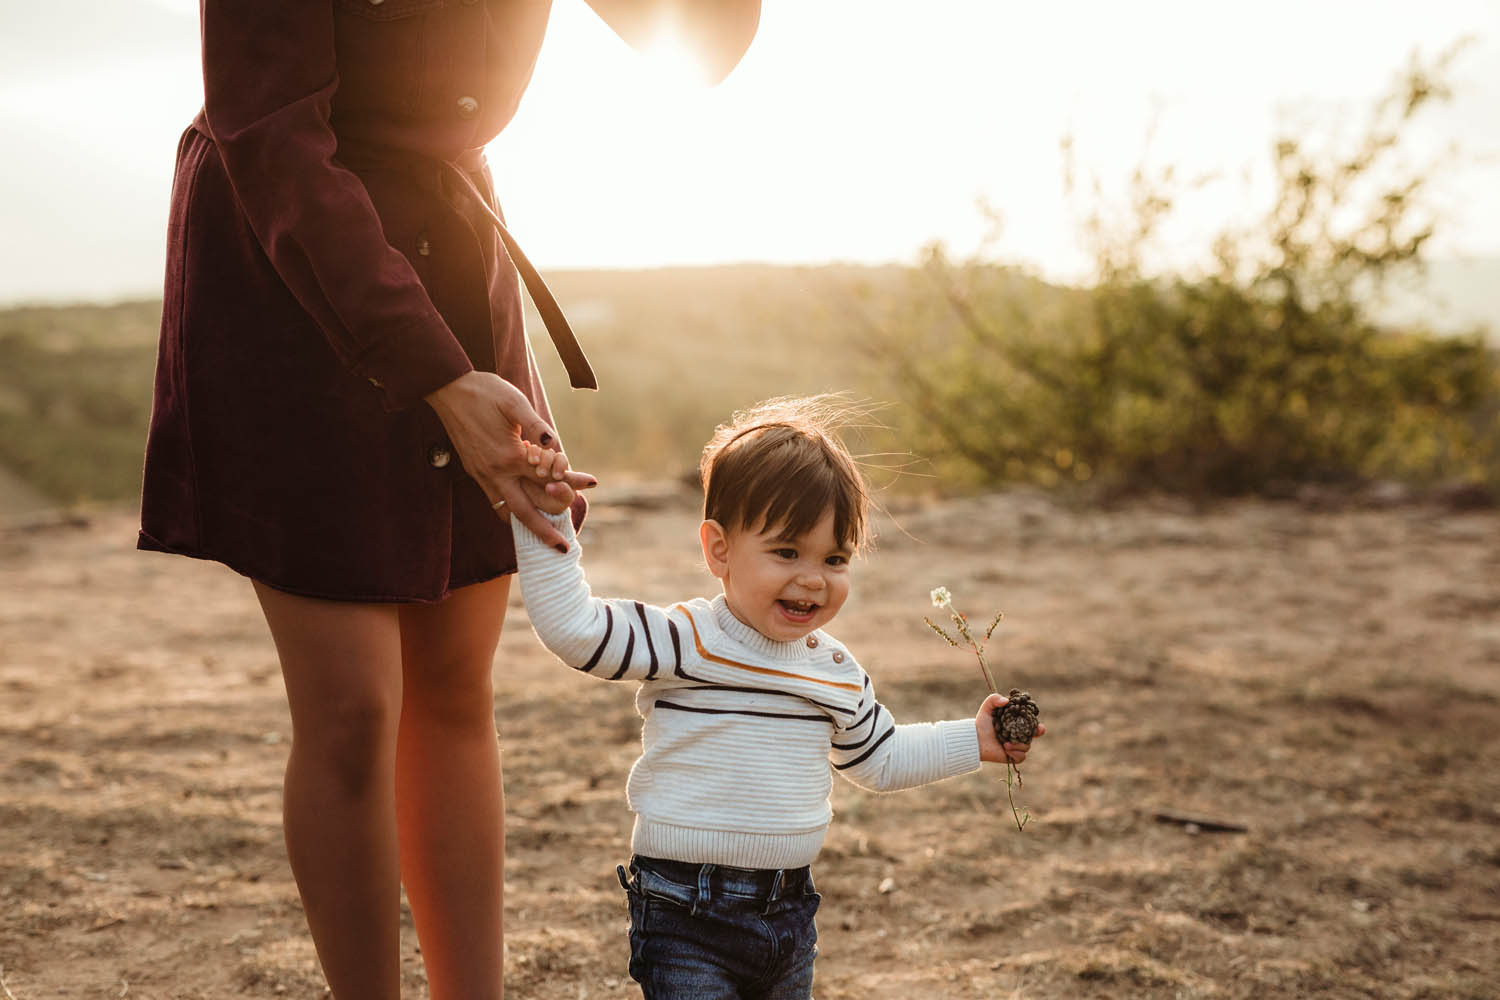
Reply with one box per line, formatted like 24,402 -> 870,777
433,150 -> 598,391
196,112 -> 597,391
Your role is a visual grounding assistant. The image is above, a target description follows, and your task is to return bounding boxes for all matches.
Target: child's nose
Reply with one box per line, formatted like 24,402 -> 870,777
797,569 -> 826,589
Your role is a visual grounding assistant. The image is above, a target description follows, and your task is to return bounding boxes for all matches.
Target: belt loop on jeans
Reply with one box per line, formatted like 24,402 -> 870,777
762,868 -> 786,915
692,863 -> 714,917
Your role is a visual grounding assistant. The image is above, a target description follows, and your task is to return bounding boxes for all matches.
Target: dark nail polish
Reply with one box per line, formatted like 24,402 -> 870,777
555,543 -> 569,554
539,432 -> 554,447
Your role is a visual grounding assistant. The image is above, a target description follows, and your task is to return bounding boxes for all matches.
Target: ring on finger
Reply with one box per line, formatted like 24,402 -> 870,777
491,498 -> 508,511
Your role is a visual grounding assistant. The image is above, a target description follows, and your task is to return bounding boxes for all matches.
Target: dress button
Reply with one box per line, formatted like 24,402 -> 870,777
805,636 -> 819,649
368,0 -> 385,5
831,651 -> 845,663
456,96 -> 479,119
428,446 -> 453,469
416,236 -> 431,257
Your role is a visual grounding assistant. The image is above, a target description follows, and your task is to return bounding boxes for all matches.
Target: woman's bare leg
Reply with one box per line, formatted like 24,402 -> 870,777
253,582 -> 405,1000
395,576 -> 511,1000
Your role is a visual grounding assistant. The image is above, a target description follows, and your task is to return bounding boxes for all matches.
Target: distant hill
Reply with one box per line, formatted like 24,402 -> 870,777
1,259 -> 1495,510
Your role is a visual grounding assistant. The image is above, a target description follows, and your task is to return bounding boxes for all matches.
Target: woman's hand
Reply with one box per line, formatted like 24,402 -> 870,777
425,371 -> 594,548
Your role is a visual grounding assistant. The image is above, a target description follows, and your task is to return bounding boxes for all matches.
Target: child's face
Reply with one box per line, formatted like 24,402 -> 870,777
700,508 -> 853,643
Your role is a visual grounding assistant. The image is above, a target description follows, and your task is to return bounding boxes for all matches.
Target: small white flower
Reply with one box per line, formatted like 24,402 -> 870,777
930,586 -> 952,608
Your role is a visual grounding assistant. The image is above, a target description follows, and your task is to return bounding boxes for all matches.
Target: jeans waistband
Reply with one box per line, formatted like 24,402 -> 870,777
628,855 -> 813,904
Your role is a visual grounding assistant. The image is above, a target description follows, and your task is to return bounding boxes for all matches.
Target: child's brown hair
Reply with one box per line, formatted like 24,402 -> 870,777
699,395 -> 871,552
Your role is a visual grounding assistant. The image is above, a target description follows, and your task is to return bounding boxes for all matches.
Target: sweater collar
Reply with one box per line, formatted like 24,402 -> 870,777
710,594 -> 815,663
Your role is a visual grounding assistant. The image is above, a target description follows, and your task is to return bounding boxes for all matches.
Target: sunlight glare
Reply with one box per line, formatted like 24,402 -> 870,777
638,30 -> 713,91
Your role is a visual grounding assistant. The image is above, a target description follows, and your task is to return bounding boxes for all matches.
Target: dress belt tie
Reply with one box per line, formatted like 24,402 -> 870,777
435,155 -> 597,391
220,116 -> 599,391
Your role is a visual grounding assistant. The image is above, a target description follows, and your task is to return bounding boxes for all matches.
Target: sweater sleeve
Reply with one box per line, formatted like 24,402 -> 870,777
199,2 -> 473,410
513,513 -> 684,681
829,672 -> 982,792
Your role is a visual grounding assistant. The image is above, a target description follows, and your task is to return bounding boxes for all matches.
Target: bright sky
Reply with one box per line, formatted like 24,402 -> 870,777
1,0 -> 1497,303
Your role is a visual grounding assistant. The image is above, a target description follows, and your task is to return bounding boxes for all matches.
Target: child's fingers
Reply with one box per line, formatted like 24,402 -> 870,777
520,477 -> 575,516
530,446 -> 564,480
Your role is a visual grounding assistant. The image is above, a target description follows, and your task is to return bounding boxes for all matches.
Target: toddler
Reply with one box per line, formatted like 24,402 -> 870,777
512,396 -> 1042,999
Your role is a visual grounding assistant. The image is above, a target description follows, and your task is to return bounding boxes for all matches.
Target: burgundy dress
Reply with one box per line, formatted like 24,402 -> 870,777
139,0 -> 590,603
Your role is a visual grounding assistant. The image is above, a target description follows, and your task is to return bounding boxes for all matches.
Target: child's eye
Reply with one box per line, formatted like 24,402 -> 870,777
772,548 -> 798,560
825,555 -> 849,567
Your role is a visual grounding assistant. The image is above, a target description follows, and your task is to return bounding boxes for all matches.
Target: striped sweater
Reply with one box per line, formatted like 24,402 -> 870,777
514,513 -> 983,869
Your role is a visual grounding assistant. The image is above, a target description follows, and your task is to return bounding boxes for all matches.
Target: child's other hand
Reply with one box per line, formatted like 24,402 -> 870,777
976,692 -> 1045,765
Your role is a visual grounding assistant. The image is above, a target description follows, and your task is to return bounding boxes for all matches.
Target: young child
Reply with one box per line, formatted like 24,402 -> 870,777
511,396 -> 1042,999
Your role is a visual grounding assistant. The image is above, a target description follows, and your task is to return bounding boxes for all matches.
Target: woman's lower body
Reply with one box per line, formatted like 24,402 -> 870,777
140,125 -> 576,997
139,123 -> 563,603
256,575 -> 512,1000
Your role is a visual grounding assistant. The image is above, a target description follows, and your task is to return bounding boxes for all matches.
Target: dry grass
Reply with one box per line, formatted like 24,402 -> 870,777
3,487 -> 1498,998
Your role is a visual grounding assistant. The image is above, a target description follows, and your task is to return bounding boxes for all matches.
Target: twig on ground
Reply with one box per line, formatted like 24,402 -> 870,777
1154,811 -> 1249,834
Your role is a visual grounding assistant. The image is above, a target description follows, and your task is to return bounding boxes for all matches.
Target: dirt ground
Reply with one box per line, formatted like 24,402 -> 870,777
2,487 -> 1498,999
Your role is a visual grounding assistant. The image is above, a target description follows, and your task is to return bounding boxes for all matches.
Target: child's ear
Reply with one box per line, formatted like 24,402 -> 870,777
700,519 -> 731,579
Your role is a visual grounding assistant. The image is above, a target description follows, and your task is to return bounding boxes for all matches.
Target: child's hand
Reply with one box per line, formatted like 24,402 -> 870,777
525,440 -> 570,482
976,692 -> 1044,765
521,442 -> 589,516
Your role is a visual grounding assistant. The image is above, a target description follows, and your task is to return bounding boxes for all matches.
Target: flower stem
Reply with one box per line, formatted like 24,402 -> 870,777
974,650 -> 1001,699
1003,762 -> 1030,832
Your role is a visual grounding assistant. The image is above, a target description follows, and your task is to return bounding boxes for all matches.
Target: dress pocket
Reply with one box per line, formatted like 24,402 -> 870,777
332,0 -> 444,115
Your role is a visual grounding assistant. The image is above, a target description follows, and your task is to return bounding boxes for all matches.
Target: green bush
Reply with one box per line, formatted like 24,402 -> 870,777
870,49 -> 1500,497
0,301 -> 162,505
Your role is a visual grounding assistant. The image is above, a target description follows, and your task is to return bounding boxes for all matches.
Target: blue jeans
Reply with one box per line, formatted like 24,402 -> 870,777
617,855 -> 822,999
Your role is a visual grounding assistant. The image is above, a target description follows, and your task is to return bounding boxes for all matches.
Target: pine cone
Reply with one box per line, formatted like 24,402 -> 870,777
993,689 -> 1039,745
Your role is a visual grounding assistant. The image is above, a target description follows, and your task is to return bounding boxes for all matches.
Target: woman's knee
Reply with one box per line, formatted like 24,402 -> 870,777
253,580 -> 405,793
402,653 -> 496,730
288,689 -> 401,797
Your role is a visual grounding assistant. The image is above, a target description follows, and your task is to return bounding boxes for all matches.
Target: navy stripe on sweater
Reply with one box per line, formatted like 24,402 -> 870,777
580,605 -> 614,673
609,626 -> 636,680
673,683 -> 849,719
635,602 -> 659,679
654,700 -> 830,723
832,725 -> 895,769
831,705 -> 882,750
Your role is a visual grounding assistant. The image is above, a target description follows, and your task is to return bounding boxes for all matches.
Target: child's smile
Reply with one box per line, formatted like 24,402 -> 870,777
779,598 -> 818,623
703,510 -> 853,643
